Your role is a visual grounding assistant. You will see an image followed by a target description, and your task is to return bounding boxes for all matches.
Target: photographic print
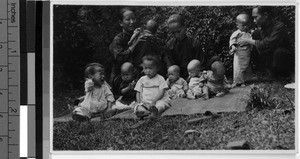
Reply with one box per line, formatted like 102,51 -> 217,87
51,2 -> 296,151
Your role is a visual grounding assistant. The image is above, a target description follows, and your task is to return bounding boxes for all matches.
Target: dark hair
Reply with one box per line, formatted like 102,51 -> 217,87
167,14 -> 185,26
142,54 -> 161,68
84,63 -> 104,78
118,7 -> 136,21
255,6 -> 274,18
207,55 -> 221,69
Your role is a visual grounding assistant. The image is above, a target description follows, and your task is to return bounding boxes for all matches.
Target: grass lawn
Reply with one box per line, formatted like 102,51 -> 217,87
53,80 -> 295,150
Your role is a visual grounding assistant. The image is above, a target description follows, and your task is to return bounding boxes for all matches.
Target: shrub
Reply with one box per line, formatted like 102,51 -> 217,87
246,85 -> 276,111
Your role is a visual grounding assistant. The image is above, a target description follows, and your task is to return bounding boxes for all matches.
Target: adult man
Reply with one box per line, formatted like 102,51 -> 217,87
239,6 -> 295,87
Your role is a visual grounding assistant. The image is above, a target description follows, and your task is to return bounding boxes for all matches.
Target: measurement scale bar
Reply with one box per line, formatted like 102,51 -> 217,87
0,0 -> 20,159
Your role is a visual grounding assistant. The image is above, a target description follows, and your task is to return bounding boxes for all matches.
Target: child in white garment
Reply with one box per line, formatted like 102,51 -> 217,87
166,65 -> 188,99
229,13 -> 252,87
186,59 -> 204,99
72,63 -> 115,121
134,55 -> 170,119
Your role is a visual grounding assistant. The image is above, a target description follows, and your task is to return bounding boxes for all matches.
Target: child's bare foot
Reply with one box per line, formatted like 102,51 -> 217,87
204,94 -> 209,100
216,91 -> 225,97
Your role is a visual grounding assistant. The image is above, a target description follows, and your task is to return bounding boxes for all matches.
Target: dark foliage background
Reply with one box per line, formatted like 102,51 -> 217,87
53,5 -> 295,90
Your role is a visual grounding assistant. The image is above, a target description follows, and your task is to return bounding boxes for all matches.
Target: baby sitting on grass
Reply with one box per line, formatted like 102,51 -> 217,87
133,55 -> 170,119
72,63 -> 116,121
201,59 -> 231,100
186,59 -> 204,99
112,62 -> 138,110
166,65 -> 188,99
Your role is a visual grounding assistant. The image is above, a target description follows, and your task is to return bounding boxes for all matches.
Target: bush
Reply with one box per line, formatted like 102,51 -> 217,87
53,5 -> 295,90
246,85 -> 276,111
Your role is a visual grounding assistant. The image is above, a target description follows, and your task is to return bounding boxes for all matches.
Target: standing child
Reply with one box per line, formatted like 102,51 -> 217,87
201,60 -> 231,100
72,63 -> 115,121
134,55 -> 170,119
229,13 -> 252,87
186,59 -> 204,99
166,65 -> 188,99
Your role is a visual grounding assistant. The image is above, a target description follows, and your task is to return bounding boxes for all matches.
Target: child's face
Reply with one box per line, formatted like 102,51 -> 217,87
168,69 -> 180,83
236,22 -> 248,32
91,67 -> 105,86
168,22 -> 186,41
121,70 -> 134,82
120,10 -> 136,33
188,67 -> 200,78
143,60 -> 158,78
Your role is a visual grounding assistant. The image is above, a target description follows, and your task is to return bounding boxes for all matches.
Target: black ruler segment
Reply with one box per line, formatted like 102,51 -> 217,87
36,1 -> 43,159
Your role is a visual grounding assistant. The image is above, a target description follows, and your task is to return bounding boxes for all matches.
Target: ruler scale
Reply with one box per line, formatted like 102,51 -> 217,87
0,0 -> 20,159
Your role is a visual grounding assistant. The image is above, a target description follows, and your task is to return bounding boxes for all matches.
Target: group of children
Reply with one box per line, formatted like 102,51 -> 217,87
72,13 -> 253,121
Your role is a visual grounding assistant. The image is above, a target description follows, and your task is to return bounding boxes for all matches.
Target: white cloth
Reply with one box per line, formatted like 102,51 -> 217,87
73,80 -> 114,118
134,74 -> 169,104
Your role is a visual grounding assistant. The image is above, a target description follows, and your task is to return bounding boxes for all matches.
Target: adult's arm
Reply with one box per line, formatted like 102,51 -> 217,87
255,22 -> 287,53
193,38 -> 206,68
164,40 -> 175,68
109,34 -> 132,64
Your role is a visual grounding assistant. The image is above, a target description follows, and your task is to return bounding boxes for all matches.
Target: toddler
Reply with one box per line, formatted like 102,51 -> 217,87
229,13 -> 252,87
134,55 -> 170,119
72,63 -> 115,121
186,59 -> 204,99
113,62 -> 137,109
166,65 -> 188,99
201,60 -> 231,100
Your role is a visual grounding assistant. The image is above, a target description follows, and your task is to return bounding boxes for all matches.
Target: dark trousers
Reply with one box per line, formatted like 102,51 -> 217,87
262,47 -> 294,77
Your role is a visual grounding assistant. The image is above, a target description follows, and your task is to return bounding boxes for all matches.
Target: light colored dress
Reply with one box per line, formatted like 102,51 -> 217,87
229,29 -> 252,85
186,77 -> 203,99
73,80 -> 115,118
166,77 -> 188,99
134,74 -> 170,112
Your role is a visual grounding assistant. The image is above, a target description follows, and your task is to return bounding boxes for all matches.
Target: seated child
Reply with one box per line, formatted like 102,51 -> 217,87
113,62 -> 137,109
134,55 -> 170,119
229,13 -> 252,87
166,65 -> 188,99
72,63 -> 115,121
201,60 -> 231,100
186,59 -> 204,99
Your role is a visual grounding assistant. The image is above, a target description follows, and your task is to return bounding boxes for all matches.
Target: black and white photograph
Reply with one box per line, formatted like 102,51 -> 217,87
51,2 -> 296,151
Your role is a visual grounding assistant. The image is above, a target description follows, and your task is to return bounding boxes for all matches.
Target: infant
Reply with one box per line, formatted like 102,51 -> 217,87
166,65 -> 188,99
186,59 -> 204,99
201,60 -> 231,100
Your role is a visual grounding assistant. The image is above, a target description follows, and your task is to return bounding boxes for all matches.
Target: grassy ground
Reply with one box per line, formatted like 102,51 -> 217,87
53,80 -> 295,150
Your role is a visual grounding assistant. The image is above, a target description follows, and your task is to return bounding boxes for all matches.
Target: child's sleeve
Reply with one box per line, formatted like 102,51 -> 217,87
134,78 -> 143,93
229,30 -> 239,48
158,76 -> 168,90
182,78 -> 189,91
84,79 -> 94,93
104,83 -> 115,102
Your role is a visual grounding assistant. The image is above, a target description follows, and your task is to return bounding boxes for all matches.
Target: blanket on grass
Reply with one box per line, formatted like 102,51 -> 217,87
54,87 -> 251,122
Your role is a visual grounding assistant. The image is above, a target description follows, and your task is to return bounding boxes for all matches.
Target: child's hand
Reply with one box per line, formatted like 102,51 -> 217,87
85,78 -> 94,92
128,80 -> 136,89
199,82 -> 204,87
229,45 -> 237,55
